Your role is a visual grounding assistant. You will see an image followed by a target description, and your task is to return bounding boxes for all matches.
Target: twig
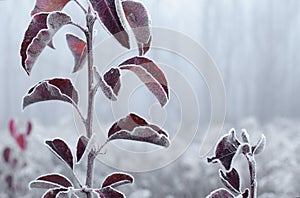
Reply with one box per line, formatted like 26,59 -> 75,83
73,0 -> 88,14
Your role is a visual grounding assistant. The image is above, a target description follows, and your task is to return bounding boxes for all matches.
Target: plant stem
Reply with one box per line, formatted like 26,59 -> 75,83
73,0 -> 87,14
246,154 -> 257,198
85,11 -> 96,198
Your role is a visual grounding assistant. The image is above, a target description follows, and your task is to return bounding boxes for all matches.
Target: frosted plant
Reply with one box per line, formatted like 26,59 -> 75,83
207,129 -> 266,198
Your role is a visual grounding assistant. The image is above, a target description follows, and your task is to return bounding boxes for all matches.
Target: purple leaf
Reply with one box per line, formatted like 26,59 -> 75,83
252,134 -> 266,155
242,189 -> 249,198
3,147 -> 11,163
89,0 -> 130,48
36,173 -> 73,188
5,175 -> 13,189
138,35 -> 151,56
93,67 -> 120,101
119,56 -> 169,106
122,0 -> 151,55
31,0 -> 71,16
108,113 -> 170,147
29,181 -> 61,189
206,188 -> 235,198
20,12 -> 71,75
45,139 -> 74,169
102,172 -> 133,188
76,135 -> 89,163
219,168 -> 241,193
66,34 -> 87,73
207,129 -> 241,171
95,187 -> 124,198
23,78 -> 79,109
8,119 -> 32,150
43,189 -> 66,198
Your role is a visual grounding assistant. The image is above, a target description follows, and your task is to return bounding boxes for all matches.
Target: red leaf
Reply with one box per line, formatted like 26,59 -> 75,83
66,34 -> 87,73
108,113 -> 170,147
89,0 -> 130,48
45,139 -> 74,169
119,56 -> 169,106
76,135 -> 89,163
23,78 -> 78,109
122,0 -> 151,55
37,173 -> 73,188
95,187 -> 124,198
16,134 -> 27,151
5,175 -> 13,189
219,168 -> 241,193
138,35 -> 151,56
29,181 -> 61,189
242,189 -> 249,198
8,119 -> 30,150
20,12 -> 71,75
207,130 -> 241,171
26,121 -> 32,135
3,147 -> 11,163
31,0 -> 71,16
206,188 -> 235,198
102,172 -> 133,188
43,189 -> 66,198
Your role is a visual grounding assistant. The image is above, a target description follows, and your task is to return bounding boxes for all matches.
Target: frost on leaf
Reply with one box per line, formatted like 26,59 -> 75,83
43,188 -> 67,198
29,181 -> 61,189
90,0 -> 130,48
242,189 -> 249,198
122,0 -> 151,55
207,129 -> 241,171
252,134 -> 266,155
45,139 -> 74,169
206,188 -> 235,198
76,135 -> 89,163
36,173 -> 73,188
119,56 -> 169,106
108,113 -> 170,147
20,12 -> 71,75
94,67 -> 121,101
31,0 -> 71,16
219,168 -> 241,193
138,35 -> 151,56
95,187 -> 124,198
23,78 -> 78,109
66,34 -> 87,73
102,172 -> 133,188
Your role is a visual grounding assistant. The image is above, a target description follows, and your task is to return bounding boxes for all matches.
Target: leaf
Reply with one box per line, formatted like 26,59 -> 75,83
31,0 -> 71,16
20,12 -> 71,75
90,0 -> 130,48
252,134 -> 266,155
3,147 -> 11,163
207,129 -> 241,171
95,187 -> 124,198
93,67 -> 120,101
45,139 -> 74,169
242,189 -> 249,198
108,113 -> 170,147
241,129 -> 249,143
138,35 -> 151,56
76,135 -> 89,163
119,56 -> 169,106
23,78 -> 79,109
122,0 -> 151,54
102,172 -> 133,188
36,173 -> 73,188
66,34 -> 87,73
5,175 -> 13,189
8,119 -> 31,150
29,181 -> 61,189
206,188 -> 235,198
219,168 -> 241,193
43,189 -> 66,198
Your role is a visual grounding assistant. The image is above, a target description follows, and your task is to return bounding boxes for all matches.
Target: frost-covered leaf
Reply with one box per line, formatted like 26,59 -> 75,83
138,35 -> 151,56
122,0 -> 151,54
207,129 -> 241,171
219,168 -> 241,193
23,78 -> 78,109
119,56 -> 169,106
90,0 -> 130,48
3,147 -> 11,163
20,12 -> 71,75
29,181 -> 61,189
206,188 -> 235,198
242,189 -> 249,198
102,172 -> 133,188
95,187 -> 124,198
241,129 -> 249,143
36,173 -> 73,188
43,188 -> 67,198
108,113 -> 170,147
252,134 -> 266,155
31,0 -> 71,16
45,139 -> 74,169
93,67 -> 120,101
76,135 -> 89,163
66,34 -> 87,73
